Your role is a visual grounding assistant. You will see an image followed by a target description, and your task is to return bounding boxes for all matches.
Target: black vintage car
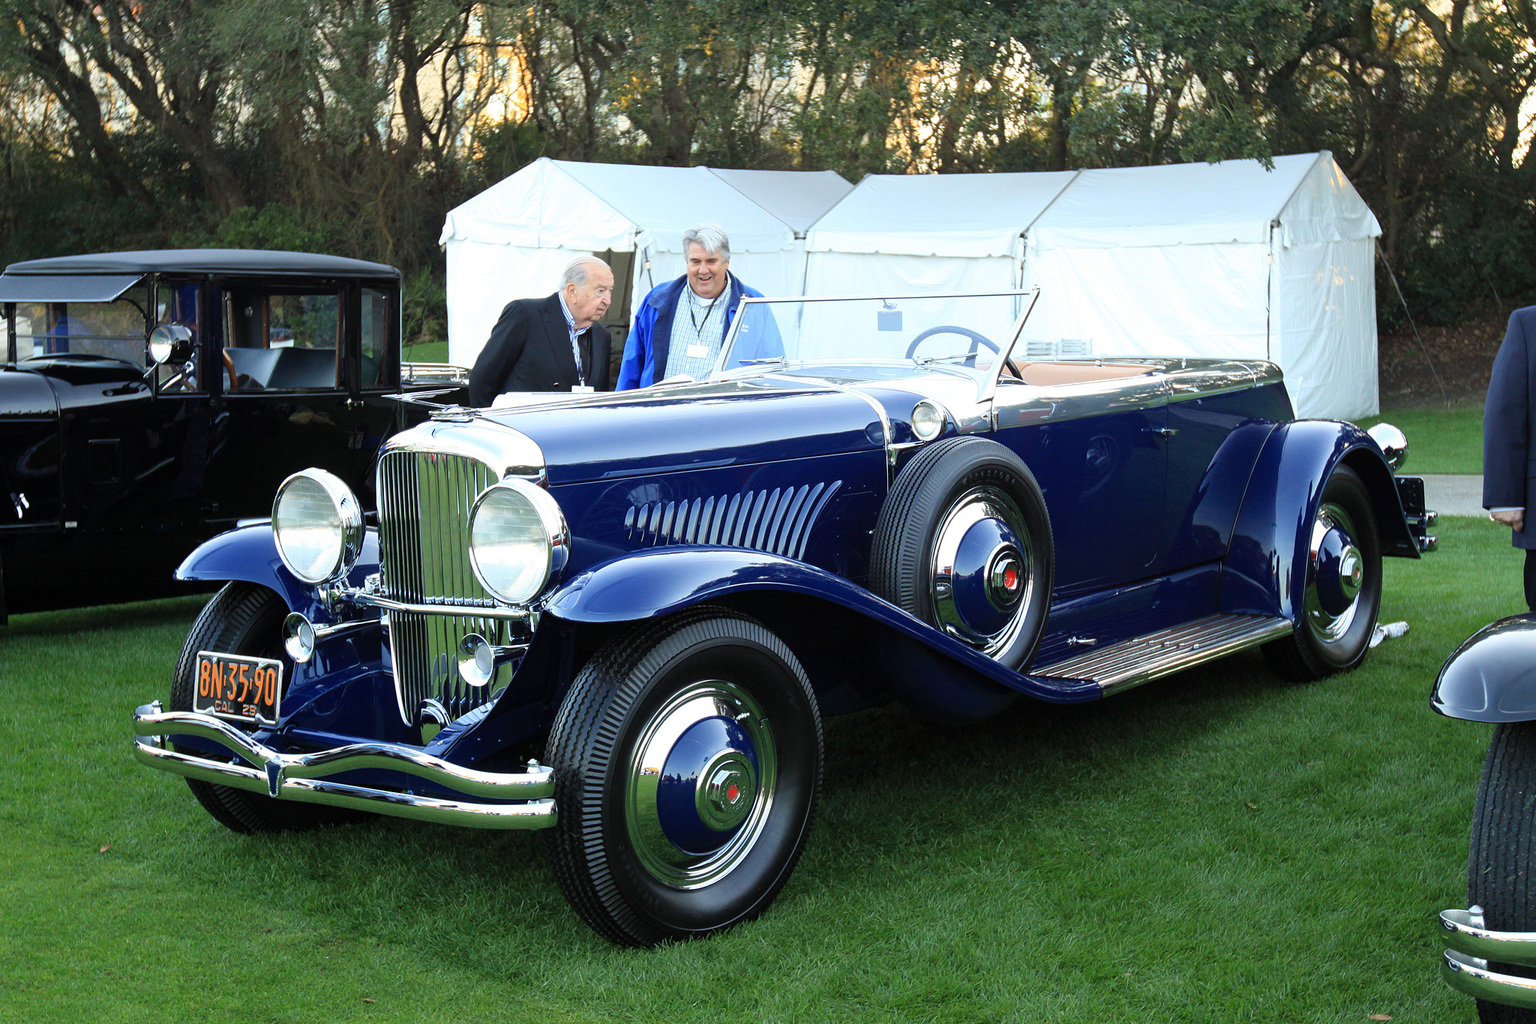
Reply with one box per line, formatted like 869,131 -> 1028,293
0,249 -> 462,622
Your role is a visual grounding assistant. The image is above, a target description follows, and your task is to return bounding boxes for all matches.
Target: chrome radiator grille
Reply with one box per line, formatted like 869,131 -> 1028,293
377,449 -> 516,726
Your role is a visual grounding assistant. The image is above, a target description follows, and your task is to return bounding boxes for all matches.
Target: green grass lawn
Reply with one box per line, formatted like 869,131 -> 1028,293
0,520 -> 1516,1023
402,338 -> 450,364
1360,404 -> 1486,476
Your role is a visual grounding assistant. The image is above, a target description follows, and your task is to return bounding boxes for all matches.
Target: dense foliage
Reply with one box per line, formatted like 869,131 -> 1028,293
1,0 -> 1533,338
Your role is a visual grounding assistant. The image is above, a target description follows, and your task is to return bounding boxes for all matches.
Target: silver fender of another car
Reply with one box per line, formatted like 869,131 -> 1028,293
1433,613 -> 1536,723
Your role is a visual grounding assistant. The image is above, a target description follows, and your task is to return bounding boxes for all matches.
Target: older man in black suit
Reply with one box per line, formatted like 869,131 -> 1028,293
1484,305 -> 1536,608
468,256 -> 614,405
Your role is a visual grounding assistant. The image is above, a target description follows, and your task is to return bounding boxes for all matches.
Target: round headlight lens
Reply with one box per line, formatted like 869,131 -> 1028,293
912,400 -> 946,441
272,469 -> 364,584
469,480 -> 569,604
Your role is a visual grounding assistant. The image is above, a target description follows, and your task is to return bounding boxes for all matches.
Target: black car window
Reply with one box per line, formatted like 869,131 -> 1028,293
224,289 -> 340,391
12,285 -> 151,366
359,287 -> 392,389
154,279 -> 205,392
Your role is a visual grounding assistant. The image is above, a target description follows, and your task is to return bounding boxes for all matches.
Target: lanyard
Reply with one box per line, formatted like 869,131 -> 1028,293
688,283 -> 724,338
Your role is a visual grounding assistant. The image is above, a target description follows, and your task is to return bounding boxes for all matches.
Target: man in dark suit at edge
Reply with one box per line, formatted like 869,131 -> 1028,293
468,256 -> 614,405
1484,304 -> 1536,609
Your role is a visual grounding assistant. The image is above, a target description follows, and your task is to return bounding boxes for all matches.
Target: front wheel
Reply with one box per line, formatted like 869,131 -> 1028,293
1468,722 -> 1536,1024
544,609 -> 823,947
1263,464 -> 1382,680
169,582 -> 360,834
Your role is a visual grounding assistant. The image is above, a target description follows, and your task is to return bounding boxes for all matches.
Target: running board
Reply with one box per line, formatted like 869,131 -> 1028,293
1031,613 -> 1295,696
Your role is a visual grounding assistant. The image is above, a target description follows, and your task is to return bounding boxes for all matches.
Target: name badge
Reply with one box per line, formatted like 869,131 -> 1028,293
686,344 -> 710,360
571,385 -> 595,393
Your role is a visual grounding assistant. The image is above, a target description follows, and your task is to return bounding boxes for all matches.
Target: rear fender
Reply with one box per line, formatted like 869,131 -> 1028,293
1224,420 -> 1414,619
1433,614 -> 1536,723
174,522 -> 380,615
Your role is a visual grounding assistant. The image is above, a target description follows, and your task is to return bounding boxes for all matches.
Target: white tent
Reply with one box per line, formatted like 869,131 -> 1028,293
803,171 -> 1079,295
800,152 -> 1379,419
439,158 -> 851,367
1020,151 -> 1381,419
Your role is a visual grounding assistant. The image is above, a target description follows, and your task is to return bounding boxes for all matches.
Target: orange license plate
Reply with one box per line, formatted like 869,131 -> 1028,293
193,651 -> 282,725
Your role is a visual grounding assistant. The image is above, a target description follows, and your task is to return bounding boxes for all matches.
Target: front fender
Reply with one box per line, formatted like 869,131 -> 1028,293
1223,420 -> 1413,619
1433,614 -> 1536,722
174,523 -> 381,614
544,546 -> 1101,708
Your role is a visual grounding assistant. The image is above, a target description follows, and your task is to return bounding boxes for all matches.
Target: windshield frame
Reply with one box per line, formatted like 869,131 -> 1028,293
716,288 -> 1040,400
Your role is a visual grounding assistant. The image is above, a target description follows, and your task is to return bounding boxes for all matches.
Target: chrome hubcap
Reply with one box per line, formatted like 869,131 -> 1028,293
1306,502 -> 1367,642
930,485 -> 1034,656
625,680 -> 776,890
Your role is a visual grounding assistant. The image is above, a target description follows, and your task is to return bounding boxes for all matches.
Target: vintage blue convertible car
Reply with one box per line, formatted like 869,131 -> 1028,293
133,291 -> 1431,946
1436,616 -> 1536,1021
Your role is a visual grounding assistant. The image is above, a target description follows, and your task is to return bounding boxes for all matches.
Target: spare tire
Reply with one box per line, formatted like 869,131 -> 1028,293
870,436 -> 1053,671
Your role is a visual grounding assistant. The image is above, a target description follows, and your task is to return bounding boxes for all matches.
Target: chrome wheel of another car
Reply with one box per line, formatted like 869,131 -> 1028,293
1263,464 -> 1382,680
545,609 -> 822,947
1468,722 -> 1536,1023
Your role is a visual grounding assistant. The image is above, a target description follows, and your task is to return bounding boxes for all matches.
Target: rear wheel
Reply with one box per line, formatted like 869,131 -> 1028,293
545,609 -> 822,947
1263,464 -> 1382,680
1469,722 -> 1536,1023
169,582 -> 359,833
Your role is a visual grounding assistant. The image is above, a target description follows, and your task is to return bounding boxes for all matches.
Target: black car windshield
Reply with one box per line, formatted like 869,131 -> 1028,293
717,292 -> 1036,376
13,287 -> 151,366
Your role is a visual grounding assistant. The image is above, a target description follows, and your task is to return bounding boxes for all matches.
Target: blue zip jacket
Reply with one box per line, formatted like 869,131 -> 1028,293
616,274 -> 782,389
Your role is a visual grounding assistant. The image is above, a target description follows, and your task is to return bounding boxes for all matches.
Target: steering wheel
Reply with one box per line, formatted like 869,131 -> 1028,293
221,350 -> 238,392
905,325 -> 998,363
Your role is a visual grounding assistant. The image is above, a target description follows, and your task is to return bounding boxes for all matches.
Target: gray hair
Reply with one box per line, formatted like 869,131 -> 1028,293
682,222 -> 730,262
561,255 -> 610,290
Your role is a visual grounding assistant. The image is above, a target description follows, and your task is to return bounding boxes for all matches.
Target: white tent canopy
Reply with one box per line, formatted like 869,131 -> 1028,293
797,152 -> 1379,419
803,171 -> 1079,294
1020,152 -> 1381,419
439,158 -> 851,367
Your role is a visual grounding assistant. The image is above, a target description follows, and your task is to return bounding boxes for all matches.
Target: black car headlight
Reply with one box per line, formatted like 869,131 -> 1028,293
469,480 -> 569,604
272,469 -> 365,585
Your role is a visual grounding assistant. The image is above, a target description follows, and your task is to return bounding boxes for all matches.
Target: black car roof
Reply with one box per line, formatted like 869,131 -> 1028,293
1,249 -> 400,279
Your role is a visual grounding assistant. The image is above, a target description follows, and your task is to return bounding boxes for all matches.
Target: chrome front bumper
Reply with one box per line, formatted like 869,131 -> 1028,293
132,702 -> 556,830
1440,907 -> 1536,1009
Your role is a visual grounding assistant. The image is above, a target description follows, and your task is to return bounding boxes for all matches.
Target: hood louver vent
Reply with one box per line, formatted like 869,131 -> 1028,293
624,482 -> 841,561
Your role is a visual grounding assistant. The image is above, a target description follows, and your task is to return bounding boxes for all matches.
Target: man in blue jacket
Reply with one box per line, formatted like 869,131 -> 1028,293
616,223 -> 781,389
1485,305 -> 1536,608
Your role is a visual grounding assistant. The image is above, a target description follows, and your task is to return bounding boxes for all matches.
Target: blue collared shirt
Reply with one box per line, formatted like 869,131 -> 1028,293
556,292 -> 585,384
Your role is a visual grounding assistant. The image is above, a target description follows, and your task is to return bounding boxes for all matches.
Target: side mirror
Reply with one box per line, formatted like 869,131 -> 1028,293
148,324 -> 194,367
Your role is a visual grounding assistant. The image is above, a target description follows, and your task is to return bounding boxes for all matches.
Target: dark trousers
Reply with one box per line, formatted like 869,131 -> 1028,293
1525,549 -> 1536,611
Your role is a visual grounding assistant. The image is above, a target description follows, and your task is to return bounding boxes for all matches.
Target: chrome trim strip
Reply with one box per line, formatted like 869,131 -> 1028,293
1166,360 -> 1279,403
327,588 -> 532,621
1033,613 -> 1294,695
132,703 -> 555,830
992,370 -> 1171,430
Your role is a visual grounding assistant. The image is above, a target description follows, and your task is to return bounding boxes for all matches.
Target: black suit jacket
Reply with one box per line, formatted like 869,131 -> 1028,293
468,293 -> 612,405
1485,305 -> 1536,549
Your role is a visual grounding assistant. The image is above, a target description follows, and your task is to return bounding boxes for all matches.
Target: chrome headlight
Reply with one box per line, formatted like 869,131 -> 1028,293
911,399 -> 947,441
272,469 -> 365,584
468,479 -> 569,604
